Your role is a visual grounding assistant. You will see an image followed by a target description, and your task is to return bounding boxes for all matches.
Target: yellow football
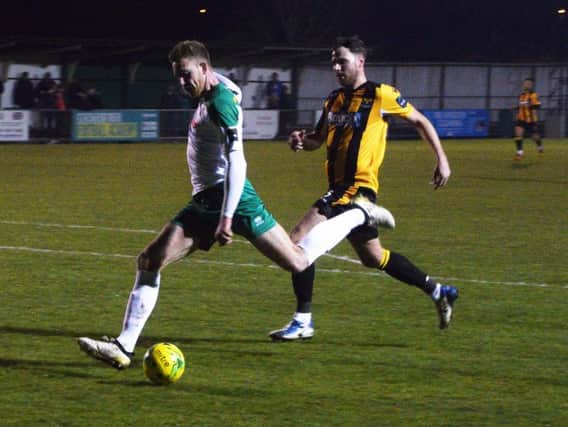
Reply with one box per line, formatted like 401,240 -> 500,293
143,342 -> 185,385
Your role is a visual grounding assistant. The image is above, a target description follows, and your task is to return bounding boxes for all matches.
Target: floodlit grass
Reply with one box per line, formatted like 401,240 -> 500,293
1,139 -> 567,426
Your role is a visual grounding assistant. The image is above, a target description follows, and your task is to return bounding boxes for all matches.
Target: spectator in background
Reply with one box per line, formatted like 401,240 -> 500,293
35,72 -> 56,105
66,79 -> 88,109
86,87 -> 102,109
278,85 -> 295,137
35,73 -> 58,138
266,72 -> 284,109
0,78 -> 4,109
252,75 -> 266,109
159,84 -> 182,109
13,71 -> 35,109
279,84 -> 292,109
55,84 -> 66,111
228,72 -> 240,86
54,83 -> 68,139
159,84 -> 183,137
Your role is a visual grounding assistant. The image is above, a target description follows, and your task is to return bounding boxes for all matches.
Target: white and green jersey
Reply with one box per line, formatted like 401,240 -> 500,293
187,73 -> 245,218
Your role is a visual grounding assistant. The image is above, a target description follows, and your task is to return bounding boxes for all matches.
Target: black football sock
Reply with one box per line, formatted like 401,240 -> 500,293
515,138 -> 523,152
379,250 -> 437,296
292,263 -> 315,313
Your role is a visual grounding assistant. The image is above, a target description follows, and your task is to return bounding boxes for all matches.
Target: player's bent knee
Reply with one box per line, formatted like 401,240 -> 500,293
276,251 -> 309,274
289,229 -> 303,245
137,251 -> 162,272
275,257 -> 307,274
289,259 -> 310,274
136,252 -> 150,270
359,253 -> 381,269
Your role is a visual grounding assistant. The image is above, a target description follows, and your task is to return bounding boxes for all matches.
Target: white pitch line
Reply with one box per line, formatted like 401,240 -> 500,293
1,220 -> 566,289
0,244 -> 566,290
0,220 -> 157,234
0,245 -> 380,277
0,220 -> 248,245
315,253 -> 557,287
0,245 -> 135,259
324,253 -> 363,264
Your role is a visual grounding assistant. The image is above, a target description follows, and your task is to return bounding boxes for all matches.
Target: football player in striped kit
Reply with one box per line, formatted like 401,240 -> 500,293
513,78 -> 543,160
270,36 -> 458,341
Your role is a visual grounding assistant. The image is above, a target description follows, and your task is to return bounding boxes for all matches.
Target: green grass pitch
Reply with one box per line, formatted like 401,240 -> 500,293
1,138 -> 567,426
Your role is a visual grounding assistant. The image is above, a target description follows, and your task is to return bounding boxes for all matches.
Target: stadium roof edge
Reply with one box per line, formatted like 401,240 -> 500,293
1,37 -> 566,68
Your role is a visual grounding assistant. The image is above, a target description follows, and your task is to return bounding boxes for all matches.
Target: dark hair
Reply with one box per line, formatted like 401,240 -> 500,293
333,35 -> 367,57
168,40 -> 211,64
524,77 -> 534,82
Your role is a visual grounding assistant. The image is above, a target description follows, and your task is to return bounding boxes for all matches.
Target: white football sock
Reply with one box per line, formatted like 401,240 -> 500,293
298,208 -> 365,265
117,270 -> 160,353
293,312 -> 312,324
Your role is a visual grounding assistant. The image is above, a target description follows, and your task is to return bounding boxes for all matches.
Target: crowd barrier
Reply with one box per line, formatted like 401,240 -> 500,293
0,108 -> 565,143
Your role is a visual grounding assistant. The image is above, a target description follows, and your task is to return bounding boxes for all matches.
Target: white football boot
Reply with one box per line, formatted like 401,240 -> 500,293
78,336 -> 133,370
269,318 -> 315,341
351,195 -> 395,229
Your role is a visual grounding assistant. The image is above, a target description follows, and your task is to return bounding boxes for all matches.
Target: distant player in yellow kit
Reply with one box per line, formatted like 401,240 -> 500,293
514,78 -> 543,160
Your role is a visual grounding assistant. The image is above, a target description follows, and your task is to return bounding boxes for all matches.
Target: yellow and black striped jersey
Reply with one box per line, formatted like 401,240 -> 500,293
517,91 -> 540,123
315,81 -> 414,201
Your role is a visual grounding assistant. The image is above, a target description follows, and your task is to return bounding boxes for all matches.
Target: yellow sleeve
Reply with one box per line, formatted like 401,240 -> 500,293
379,84 -> 414,117
530,92 -> 541,107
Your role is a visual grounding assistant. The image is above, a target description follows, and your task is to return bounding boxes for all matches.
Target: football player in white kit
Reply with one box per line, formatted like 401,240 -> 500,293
78,40 -> 394,369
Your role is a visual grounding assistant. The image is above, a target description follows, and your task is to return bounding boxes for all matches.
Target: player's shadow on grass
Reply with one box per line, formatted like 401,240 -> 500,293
0,325 -> 411,362
511,161 -> 534,170
0,325 -> 272,347
99,378 -> 277,398
0,358 -> 89,369
321,339 -> 409,349
0,357 -> 111,380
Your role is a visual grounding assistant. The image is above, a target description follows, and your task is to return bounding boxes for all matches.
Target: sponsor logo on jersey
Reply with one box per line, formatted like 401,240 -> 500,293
328,111 -> 363,128
352,112 -> 362,128
396,96 -> 408,108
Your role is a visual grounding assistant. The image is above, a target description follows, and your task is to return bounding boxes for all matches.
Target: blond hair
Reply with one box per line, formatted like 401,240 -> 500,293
168,40 -> 211,64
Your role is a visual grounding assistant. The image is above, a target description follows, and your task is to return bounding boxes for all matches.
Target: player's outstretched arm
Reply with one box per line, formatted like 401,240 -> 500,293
288,128 -> 325,152
404,109 -> 451,189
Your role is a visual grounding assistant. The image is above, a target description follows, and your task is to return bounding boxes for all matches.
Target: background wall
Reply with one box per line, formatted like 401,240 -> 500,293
3,62 -> 567,115
297,63 -> 568,118
2,61 -> 567,138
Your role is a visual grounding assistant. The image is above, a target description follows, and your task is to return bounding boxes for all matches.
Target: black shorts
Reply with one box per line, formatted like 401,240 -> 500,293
516,121 -> 538,134
313,186 -> 378,242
